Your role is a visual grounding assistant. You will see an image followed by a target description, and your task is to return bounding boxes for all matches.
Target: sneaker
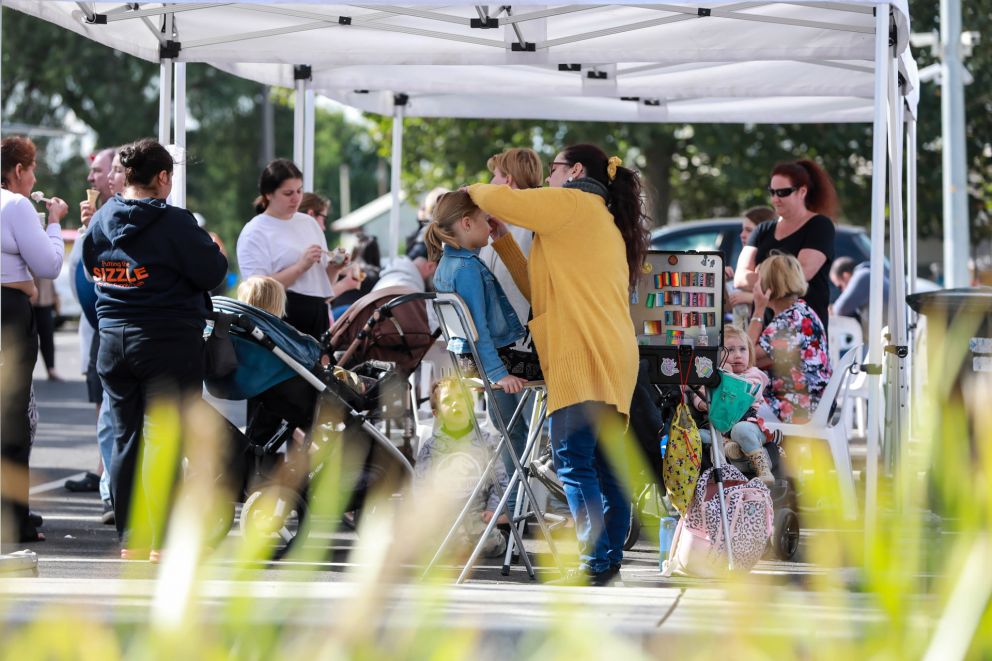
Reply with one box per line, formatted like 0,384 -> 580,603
101,500 -> 115,525
547,564 -> 621,587
65,472 -> 100,493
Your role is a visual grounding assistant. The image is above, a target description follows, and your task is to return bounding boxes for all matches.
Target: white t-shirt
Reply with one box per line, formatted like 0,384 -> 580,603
236,212 -> 332,298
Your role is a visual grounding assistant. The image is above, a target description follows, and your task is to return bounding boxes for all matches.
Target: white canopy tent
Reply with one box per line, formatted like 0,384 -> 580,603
4,0 -> 920,534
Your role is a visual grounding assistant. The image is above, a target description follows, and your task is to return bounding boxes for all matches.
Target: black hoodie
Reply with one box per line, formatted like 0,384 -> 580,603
82,195 -> 228,329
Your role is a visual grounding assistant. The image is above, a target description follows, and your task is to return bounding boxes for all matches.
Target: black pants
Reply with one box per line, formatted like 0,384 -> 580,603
285,290 -> 330,340
34,304 -> 56,371
1,288 -> 39,541
98,323 -> 204,548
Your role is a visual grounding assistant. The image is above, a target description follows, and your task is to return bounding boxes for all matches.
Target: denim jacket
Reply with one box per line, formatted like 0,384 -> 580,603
433,244 -> 525,382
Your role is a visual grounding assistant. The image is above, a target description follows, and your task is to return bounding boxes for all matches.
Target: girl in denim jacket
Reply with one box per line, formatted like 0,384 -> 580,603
425,191 -> 527,394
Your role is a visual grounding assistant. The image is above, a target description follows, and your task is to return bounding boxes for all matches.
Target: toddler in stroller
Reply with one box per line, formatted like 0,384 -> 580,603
205,286 -> 419,555
685,325 -> 800,560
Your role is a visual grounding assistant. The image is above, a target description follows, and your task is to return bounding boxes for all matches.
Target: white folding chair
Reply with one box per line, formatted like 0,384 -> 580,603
762,344 -> 862,520
829,315 -> 868,439
424,292 -> 563,583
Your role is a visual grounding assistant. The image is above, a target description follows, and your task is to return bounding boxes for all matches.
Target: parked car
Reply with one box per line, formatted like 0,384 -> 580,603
650,218 -> 874,301
53,228 -> 81,327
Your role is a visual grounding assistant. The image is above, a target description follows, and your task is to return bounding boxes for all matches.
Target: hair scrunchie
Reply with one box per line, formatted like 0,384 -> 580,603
606,156 -> 623,182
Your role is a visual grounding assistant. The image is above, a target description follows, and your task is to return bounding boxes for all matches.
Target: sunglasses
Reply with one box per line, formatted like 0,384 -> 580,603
767,186 -> 798,198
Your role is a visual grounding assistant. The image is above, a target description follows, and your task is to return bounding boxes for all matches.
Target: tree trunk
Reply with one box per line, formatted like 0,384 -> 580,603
643,134 -> 676,228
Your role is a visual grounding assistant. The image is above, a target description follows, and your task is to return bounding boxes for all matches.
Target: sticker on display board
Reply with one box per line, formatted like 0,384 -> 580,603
642,262 -> 654,274
661,358 -> 679,377
694,356 -> 714,379
970,337 -> 992,354
975,356 -> 992,373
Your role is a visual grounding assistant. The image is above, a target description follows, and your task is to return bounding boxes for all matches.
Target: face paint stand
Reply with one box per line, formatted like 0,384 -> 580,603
631,250 -> 736,570
423,293 -> 564,583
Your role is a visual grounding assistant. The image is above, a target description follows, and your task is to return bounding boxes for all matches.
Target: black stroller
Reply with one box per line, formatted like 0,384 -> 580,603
205,295 -> 429,557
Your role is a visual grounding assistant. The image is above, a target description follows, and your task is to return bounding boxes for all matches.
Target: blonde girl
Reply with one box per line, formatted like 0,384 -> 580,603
237,275 -> 287,318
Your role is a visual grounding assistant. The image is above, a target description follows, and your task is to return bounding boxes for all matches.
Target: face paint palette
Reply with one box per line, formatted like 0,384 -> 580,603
630,250 -> 724,385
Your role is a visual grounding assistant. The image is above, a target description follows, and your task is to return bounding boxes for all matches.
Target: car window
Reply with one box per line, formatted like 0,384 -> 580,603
651,229 -> 722,253
836,229 -> 872,264
723,232 -> 743,270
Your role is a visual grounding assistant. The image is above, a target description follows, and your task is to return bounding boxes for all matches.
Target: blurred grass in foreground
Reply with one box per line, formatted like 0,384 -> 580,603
1,309 -> 991,659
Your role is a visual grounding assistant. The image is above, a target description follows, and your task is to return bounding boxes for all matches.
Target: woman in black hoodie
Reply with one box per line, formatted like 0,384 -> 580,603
83,139 -> 227,561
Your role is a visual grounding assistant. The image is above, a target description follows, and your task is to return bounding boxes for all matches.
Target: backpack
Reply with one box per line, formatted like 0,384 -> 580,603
662,465 -> 773,577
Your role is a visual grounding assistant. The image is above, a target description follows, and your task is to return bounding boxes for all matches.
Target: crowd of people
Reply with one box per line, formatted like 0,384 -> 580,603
2,134 -> 848,584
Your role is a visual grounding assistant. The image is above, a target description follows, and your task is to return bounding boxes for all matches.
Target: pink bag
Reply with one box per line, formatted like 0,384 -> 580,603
662,465 -> 773,577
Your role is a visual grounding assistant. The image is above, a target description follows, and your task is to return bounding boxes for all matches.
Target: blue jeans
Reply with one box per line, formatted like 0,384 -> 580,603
489,388 -> 530,516
98,391 -> 115,502
699,421 -> 764,454
549,401 -> 630,574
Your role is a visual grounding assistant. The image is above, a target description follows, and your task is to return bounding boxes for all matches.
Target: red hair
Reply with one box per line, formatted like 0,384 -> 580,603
771,159 -> 839,219
1,136 -> 36,188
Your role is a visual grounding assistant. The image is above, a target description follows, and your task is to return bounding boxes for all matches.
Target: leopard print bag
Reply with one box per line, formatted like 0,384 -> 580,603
662,465 -> 773,577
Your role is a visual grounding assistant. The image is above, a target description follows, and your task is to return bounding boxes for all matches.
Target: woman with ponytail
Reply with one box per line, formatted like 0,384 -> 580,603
469,143 -> 650,586
734,159 -> 839,335
237,158 -> 346,339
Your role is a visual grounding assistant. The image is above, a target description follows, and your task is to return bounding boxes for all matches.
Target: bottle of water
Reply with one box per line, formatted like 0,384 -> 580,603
658,515 -> 678,569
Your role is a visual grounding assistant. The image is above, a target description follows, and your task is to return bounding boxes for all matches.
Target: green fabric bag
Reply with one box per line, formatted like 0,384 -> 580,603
708,370 -> 762,434
663,402 -> 703,516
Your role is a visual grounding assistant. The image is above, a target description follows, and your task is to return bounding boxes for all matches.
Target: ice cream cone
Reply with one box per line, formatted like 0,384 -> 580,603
86,188 -> 100,207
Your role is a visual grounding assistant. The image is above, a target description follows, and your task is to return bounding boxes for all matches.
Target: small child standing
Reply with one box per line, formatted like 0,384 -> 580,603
414,376 -> 509,557
695,325 -> 774,484
424,190 -> 528,394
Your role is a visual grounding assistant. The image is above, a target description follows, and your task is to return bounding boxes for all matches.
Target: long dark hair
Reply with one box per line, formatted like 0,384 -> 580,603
561,143 -> 651,290
771,159 -> 840,219
255,158 -> 303,214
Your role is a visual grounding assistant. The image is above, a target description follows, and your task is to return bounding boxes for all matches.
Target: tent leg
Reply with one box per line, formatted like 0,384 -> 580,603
388,96 -> 407,260
158,58 -> 173,145
304,81 -> 315,192
293,76 -> 305,168
173,61 -> 187,209
864,2 -> 891,543
940,0 -> 971,288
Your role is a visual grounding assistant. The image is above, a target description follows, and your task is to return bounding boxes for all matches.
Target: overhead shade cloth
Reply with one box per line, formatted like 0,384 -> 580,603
15,2 -> 910,67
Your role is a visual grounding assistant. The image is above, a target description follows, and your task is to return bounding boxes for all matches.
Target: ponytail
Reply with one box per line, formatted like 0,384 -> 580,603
607,165 -> 651,291
425,190 -> 475,262
253,195 -> 267,214
561,144 -> 652,291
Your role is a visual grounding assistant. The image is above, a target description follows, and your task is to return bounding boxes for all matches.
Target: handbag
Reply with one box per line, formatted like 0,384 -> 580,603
204,311 -> 239,379
662,402 -> 703,516
708,370 -> 762,434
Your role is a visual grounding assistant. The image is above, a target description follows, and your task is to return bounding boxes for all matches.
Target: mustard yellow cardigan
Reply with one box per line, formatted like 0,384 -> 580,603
468,183 -> 638,417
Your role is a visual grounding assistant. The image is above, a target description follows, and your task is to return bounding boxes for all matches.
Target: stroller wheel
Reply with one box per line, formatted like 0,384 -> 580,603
773,507 -> 800,561
240,486 -> 306,558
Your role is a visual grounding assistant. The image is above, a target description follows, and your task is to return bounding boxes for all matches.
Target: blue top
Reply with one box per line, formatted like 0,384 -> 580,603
433,244 -> 525,382
82,195 -> 228,329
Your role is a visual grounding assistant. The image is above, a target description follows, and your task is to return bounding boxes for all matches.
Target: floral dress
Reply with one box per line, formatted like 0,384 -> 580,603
757,300 -> 832,423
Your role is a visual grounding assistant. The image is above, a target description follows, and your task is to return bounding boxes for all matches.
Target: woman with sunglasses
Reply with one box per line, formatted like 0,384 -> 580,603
733,159 -> 838,335
470,144 -> 650,586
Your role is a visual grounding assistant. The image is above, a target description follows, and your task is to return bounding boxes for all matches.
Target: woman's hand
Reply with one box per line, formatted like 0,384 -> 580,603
46,197 -> 68,224
325,247 -> 351,278
728,290 -> 752,307
496,374 -> 527,394
487,216 -> 509,240
297,244 -> 322,271
79,200 -> 94,227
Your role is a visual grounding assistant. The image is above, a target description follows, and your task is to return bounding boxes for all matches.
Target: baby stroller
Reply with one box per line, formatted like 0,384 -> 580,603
205,295 -> 421,557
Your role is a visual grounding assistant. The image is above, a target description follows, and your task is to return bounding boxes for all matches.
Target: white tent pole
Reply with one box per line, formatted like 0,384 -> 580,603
388,96 -> 406,260
907,118 -> 919,298
304,81 -> 315,192
158,59 -> 173,145
293,75 -> 305,168
864,2 -> 890,537
173,61 -> 187,209
886,53 -> 908,481
940,0 -> 970,288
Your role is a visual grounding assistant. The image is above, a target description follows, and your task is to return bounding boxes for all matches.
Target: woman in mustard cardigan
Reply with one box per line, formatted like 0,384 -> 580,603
471,143 -> 650,586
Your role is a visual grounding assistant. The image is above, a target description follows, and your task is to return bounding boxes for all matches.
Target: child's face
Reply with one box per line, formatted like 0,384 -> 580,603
455,209 -> 492,251
435,382 -> 473,433
724,335 -> 750,374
